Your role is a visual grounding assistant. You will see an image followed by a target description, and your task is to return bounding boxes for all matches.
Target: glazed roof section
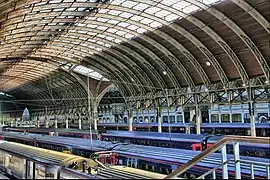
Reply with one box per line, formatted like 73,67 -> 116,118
0,0 -> 269,98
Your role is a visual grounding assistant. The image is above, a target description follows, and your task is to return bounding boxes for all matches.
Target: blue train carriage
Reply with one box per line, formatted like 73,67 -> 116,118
129,107 -> 185,132
206,102 -> 270,136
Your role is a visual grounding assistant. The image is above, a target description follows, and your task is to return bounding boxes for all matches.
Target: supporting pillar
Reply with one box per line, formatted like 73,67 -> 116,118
66,114 -> 69,129
196,105 -> 201,135
79,115 -> 82,130
221,145 -> 228,179
229,104 -> 232,123
128,110 -> 133,131
93,104 -> 98,131
233,142 -> 241,179
55,118 -> 58,129
158,116 -> 162,133
249,102 -> 256,137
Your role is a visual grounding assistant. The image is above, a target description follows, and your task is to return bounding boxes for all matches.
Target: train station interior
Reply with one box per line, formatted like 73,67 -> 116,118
0,0 -> 269,179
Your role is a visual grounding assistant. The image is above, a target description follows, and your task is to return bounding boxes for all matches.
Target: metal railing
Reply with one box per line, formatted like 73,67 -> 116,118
165,135 -> 270,179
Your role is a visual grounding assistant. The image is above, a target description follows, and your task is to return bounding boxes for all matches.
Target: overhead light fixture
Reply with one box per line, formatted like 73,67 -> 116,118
163,71 -> 167,75
265,80 -> 269,84
242,83 -> 246,87
206,61 -> 211,66
205,88 -> 208,92
131,78 -> 135,82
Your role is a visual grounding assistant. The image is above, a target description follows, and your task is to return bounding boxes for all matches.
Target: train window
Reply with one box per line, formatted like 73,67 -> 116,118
148,165 -> 156,172
258,113 -> 268,123
160,167 -> 170,175
211,114 -> 219,122
150,116 -> 155,123
221,114 -> 230,122
142,163 -> 147,170
176,115 -> 183,123
139,116 -> 143,123
144,116 -> 149,123
162,116 -> 168,123
244,113 -> 250,123
169,116 -> 175,123
133,117 -> 137,123
232,114 -> 242,123
123,117 -> 127,123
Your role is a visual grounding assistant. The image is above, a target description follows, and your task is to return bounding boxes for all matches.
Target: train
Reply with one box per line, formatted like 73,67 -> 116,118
96,103 -> 270,134
0,140 -> 98,179
0,139 -> 165,179
2,127 -> 269,158
1,131 -> 269,179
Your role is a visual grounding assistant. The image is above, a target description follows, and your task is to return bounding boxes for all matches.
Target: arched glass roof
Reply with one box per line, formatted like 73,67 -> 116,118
0,0 -> 268,98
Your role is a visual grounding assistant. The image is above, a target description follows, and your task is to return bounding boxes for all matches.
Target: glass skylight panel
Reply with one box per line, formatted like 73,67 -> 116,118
127,24 -> 139,30
150,21 -> 162,28
173,1 -> 191,10
81,43 -> 88,47
99,9 -> 109,13
106,28 -> 118,33
96,47 -> 103,51
145,7 -> 161,14
118,22 -> 130,28
137,28 -> 147,34
105,43 -> 112,48
140,18 -> 153,25
133,3 -> 149,11
87,32 -> 97,36
70,35 -> 78,39
88,45 -> 95,49
97,34 -> 106,38
87,16 -> 97,20
161,0 -> 178,6
165,13 -> 180,21
89,71 -> 103,79
88,39 -> 96,43
115,39 -> 122,43
73,65 -> 94,75
125,33 -> 135,39
97,26 -> 108,31
106,36 -> 115,41
155,10 -> 171,18
78,30 -> 87,34
130,15 -> 144,22
122,1 -> 138,8
119,12 -> 134,19
79,37 -> 87,41
108,10 -> 122,16
107,19 -> 119,24
111,0 -> 125,5
116,31 -> 126,36
66,7 -> 76,11
97,41 -> 105,46
87,24 -> 98,28
203,0 -> 220,5
97,17 -> 109,22
183,5 -> 200,13
77,23 -> 86,27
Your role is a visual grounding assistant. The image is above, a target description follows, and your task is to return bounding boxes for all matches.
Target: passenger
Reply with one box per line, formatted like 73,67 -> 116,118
82,160 -> 87,173
87,166 -> 91,174
68,161 -> 77,169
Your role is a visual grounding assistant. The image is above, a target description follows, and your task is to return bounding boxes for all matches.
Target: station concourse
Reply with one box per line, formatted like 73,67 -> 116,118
0,0 -> 269,179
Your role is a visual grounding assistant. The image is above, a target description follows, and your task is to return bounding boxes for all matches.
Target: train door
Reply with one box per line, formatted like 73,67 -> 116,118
35,163 -> 59,179
184,111 -> 190,123
26,160 -> 35,179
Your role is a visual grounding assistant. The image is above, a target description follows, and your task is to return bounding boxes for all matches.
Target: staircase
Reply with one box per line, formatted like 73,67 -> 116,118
165,136 -> 270,179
